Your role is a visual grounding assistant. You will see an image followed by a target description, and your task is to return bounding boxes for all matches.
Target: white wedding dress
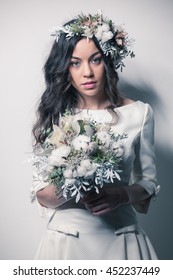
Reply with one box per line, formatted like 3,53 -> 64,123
31,101 -> 160,259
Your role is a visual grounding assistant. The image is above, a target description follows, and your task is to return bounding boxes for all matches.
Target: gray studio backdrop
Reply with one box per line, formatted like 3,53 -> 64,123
0,0 -> 173,259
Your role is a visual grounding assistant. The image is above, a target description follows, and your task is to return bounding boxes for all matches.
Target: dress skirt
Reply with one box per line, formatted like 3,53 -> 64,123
34,208 -> 158,260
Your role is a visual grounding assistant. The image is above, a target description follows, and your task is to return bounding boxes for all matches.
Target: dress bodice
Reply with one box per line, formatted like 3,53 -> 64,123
31,101 -> 159,219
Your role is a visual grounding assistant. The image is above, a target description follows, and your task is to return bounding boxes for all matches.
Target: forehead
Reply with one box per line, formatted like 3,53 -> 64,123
72,39 -> 100,58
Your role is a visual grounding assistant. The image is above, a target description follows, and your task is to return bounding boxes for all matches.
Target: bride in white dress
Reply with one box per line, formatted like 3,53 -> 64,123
31,12 -> 160,259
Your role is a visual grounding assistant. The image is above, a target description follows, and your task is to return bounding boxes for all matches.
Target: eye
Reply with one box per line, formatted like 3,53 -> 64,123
70,60 -> 80,67
91,56 -> 103,64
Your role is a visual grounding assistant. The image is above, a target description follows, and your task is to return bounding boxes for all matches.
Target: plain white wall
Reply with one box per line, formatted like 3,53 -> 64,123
0,0 -> 173,259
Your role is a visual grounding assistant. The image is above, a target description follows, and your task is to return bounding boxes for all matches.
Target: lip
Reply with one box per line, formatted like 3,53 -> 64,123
82,81 -> 97,89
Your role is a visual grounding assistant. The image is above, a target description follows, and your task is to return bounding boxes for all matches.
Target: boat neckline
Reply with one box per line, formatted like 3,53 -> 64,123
75,101 -> 139,111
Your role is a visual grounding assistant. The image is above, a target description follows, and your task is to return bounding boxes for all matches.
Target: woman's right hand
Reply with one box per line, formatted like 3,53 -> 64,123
36,185 -> 67,209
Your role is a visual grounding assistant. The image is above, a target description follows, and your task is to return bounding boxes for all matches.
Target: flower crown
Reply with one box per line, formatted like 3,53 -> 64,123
50,12 -> 135,71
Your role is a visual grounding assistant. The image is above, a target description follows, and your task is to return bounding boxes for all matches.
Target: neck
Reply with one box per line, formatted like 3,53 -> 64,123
77,95 -> 112,110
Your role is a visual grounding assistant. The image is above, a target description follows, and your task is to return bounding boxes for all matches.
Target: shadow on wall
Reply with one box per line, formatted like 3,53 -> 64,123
118,79 -> 163,113
118,80 -> 173,260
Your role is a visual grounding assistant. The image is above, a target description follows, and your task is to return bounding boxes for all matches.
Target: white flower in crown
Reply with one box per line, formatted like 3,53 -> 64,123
50,12 -> 135,71
83,26 -> 95,39
100,23 -> 110,32
95,23 -> 114,43
101,31 -> 114,43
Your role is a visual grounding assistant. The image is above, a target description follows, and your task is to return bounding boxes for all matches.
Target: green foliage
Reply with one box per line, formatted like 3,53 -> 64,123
90,149 -> 120,165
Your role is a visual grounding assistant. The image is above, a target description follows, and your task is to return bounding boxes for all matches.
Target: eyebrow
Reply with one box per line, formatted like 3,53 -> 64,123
71,51 -> 101,60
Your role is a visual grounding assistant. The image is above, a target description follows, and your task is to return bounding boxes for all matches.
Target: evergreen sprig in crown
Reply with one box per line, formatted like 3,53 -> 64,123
51,12 -> 135,71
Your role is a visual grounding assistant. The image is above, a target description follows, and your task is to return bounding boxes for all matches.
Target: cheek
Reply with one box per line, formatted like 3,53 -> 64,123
70,74 -> 80,90
69,69 -> 79,84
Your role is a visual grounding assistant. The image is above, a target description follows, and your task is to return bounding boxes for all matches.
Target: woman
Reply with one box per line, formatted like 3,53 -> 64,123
31,12 -> 160,259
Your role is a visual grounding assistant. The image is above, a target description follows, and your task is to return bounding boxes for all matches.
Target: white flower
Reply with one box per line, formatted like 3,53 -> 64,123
48,124 -> 64,146
71,119 -> 80,135
88,141 -> 97,152
59,114 -> 74,132
101,31 -> 114,43
48,145 -> 71,166
50,13 -> 135,71
77,159 -> 98,178
96,131 -> 111,147
71,115 -> 94,136
95,29 -> 102,40
112,142 -> 124,157
63,168 -> 74,178
30,108 -> 127,204
56,145 -> 71,157
84,124 -> 94,137
72,135 -> 90,151
95,24 -> 113,43
83,26 -> 94,38
101,23 -> 110,32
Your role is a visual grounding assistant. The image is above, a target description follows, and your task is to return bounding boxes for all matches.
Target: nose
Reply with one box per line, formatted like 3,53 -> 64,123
83,62 -> 94,78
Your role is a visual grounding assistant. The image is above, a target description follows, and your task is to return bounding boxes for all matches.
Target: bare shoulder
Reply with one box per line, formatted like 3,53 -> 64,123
119,97 -> 136,106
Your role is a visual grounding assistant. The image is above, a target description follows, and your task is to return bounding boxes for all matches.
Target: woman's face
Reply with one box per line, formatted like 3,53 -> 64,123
69,39 -> 105,102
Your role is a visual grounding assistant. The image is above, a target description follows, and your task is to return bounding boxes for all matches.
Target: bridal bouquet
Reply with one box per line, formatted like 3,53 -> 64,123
32,112 -> 127,202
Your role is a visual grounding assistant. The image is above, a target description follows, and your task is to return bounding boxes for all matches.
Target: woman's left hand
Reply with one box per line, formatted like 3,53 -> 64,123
81,183 -> 129,216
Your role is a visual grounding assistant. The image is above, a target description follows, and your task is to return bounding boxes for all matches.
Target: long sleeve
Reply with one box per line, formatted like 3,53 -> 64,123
30,163 -> 55,218
132,104 -> 160,212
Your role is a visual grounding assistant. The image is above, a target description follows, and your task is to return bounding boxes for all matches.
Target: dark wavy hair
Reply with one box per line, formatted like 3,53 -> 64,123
32,20 -> 120,145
